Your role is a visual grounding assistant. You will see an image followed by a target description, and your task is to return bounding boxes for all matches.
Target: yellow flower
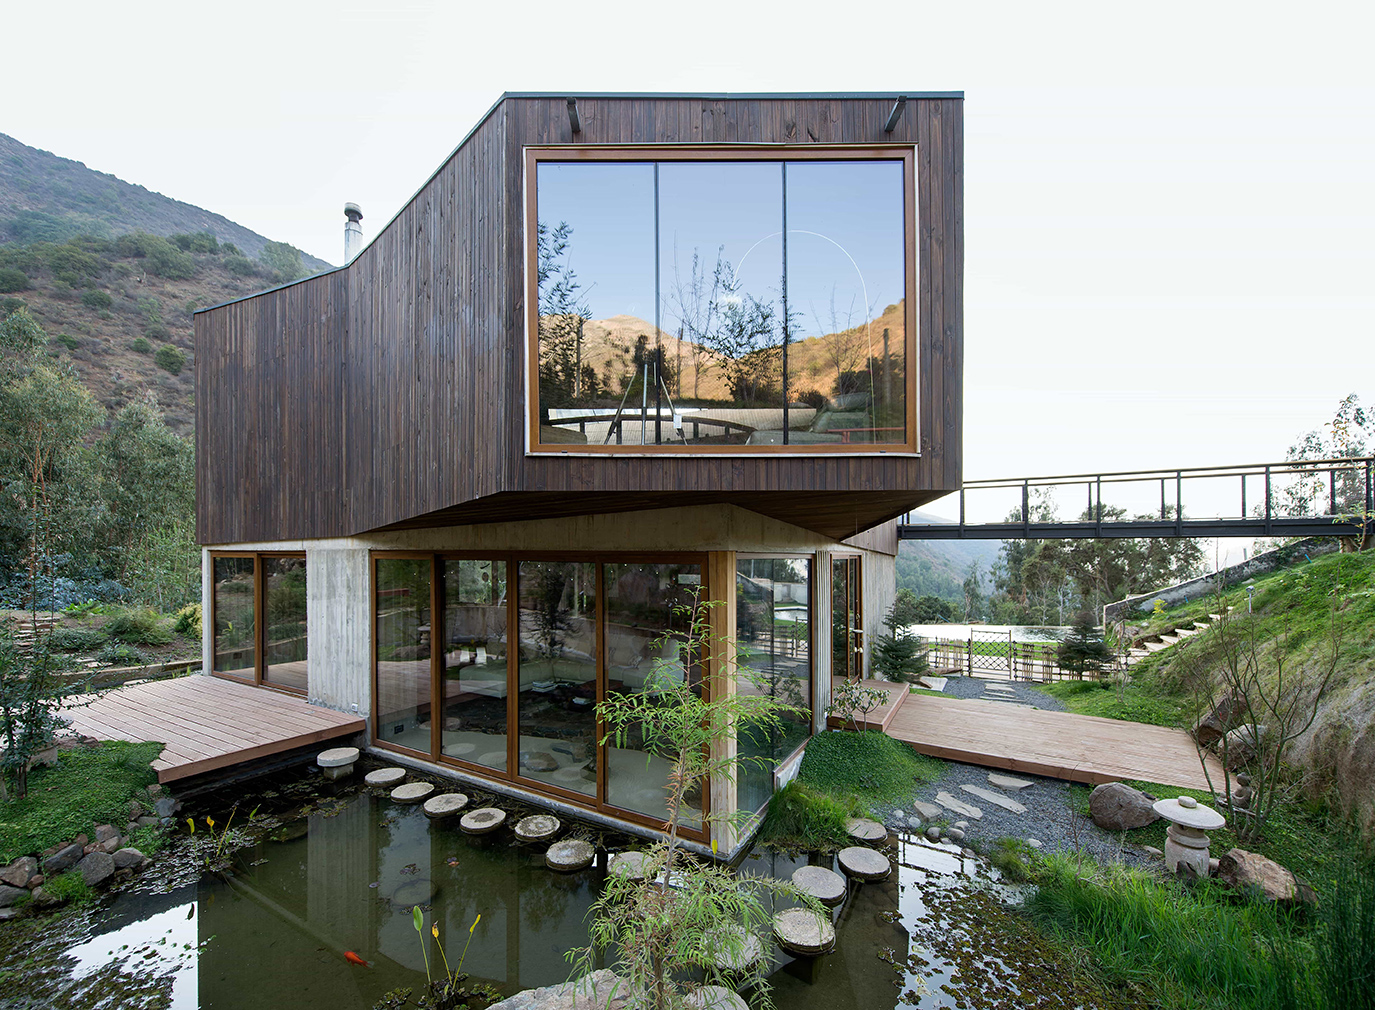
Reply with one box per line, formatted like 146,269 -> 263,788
470,914 -> 480,934
432,925 -> 439,940
186,817 -> 195,834
207,817 -> 215,829
711,838 -> 718,855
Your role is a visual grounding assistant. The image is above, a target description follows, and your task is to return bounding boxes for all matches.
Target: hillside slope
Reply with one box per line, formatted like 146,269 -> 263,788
0,132 -> 331,271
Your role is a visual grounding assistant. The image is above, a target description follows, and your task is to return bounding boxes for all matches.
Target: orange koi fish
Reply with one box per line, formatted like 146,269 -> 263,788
344,951 -> 370,967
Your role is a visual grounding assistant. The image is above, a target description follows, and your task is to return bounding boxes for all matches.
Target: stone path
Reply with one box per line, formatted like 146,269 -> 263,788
960,784 -> 1027,814
934,791 -> 983,819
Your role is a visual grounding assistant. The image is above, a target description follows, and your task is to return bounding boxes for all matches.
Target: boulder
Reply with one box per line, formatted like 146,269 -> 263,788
608,851 -> 649,882
1216,848 -> 1316,907
0,857 -> 37,889
98,836 -> 122,854
484,969 -> 630,1010
78,851 -> 115,887
1191,694 -> 1246,747
112,848 -> 145,870
153,797 -> 178,818
0,885 -> 28,908
42,843 -> 83,876
1221,725 -> 1267,770
685,986 -> 747,1010
95,824 -> 120,843
1088,782 -> 1160,831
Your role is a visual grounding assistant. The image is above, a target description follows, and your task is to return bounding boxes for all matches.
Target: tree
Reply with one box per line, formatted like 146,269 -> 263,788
535,221 -> 592,412
1280,393 -> 1371,550
962,562 -> 985,622
259,241 -> 305,283
569,597 -> 825,1010
872,594 -> 930,684
1056,610 -> 1112,678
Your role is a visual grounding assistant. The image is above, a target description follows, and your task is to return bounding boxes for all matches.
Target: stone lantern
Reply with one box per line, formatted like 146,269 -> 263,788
1152,795 -> 1225,878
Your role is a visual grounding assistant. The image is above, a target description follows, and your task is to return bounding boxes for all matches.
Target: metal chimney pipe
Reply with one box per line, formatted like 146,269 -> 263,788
343,202 -> 364,263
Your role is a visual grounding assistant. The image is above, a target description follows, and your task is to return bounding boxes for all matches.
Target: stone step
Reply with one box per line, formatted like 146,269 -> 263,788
960,784 -> 1027,814
934,791 -> 983,819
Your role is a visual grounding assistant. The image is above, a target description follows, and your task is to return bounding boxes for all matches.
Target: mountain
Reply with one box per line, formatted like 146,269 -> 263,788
0,132 -> 332,272
896,509 -> 1004,603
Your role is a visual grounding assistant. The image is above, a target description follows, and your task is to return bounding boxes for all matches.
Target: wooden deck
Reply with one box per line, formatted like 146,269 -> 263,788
887,692 -> 1223,791
62,675 -> 364,783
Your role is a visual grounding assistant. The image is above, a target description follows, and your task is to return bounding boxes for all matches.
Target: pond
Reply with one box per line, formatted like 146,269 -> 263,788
904,624 -> 1072,644
9,778 -> 1125,1010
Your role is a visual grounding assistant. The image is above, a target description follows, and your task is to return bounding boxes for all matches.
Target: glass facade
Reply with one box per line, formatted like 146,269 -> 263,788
832,555 -> 862,680
735,557 -> 813,815
533,152 -> 909,450
441,559 -> 508,769
212,556 -> 256,678
374,558 -> 433,754
211,552 -> 308,694
262,556 -> 308,691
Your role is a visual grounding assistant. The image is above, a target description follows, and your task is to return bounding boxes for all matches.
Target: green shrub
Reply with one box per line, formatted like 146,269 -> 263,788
98,642 -> 149,666
760,779 -> 863,852
81,288 -> 113,310
988,837 -> 1037,883
129,337 -> 151,354
1,297 -> 26,316
145,240 -> 194,280
105,607 -> 173,646
47,627 -> 107,652
798,729 -> 944,807
145,322 -> 170,341
56,333 -> 80,351
154,345 -> 185,375
170,231 -> 218,254
174,602 -> 202,638
43,871 -> 95,905
224,255 -> 257,276
221,242 -> 241,256
129,823 -> 168,857
0,267 -> 30,292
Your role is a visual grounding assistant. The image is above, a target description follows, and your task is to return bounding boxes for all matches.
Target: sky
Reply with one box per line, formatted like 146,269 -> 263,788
6,0 -> 1374,535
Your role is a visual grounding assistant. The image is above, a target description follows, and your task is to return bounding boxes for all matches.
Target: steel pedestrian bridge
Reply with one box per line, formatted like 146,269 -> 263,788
899,457 -> 1374,540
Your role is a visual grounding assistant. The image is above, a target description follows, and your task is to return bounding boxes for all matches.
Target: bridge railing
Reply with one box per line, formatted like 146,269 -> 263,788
902,456 -> 1374,539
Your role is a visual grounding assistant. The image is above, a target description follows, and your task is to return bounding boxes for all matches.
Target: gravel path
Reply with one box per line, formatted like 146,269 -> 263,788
936,674 -> 1068,712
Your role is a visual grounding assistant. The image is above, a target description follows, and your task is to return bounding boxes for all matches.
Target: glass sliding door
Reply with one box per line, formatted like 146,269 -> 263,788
516,561 -> 598,796
603,561 -> 704,828
212,556 -> 256,679
440,559 -> 509,770
262,556 -> 308,692
831,556 -> 862,680
375,558 -> 434,755
736,557 -> 813,815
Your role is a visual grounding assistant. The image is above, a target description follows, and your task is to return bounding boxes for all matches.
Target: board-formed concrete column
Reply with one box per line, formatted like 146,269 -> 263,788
706,550 -> 738,854
307,545 -> 371,719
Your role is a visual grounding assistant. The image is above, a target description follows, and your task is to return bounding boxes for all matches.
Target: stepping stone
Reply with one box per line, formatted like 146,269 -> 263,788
609,851 -> 651,881
521,751 -> 559,773
916,676 -> 947,691
988,773 -> 1034,791
984,683 -> 1015,692
705,925 -> 764,972
913,800 -> 943,820
514,814 -> 560,842
546,839 -> 595,872
773,908 -> 836,956
391,782 -> 435,804
317,747 -> 359,780
960,784 -> 1027,814
686,986 -> 747,1010
460,807 -> 507,835
442,742 -> 476,758
477,750 -> 507,768
553,766 -> 593,785
844,817 -> 886,843
423,793 -> 469,818
791,865 -> 846,907
935,791 -> 983,820
364,767 -> 406,787
837,846 -> 891,881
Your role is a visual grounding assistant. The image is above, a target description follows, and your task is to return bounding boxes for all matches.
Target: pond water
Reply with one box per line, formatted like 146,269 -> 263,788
22,783 -> 1122,1010
904,624 -> 1071,644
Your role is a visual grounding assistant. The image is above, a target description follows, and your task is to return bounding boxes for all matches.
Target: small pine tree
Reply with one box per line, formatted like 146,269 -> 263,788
872,598 -> 931,683
1057,610 -> 1112,678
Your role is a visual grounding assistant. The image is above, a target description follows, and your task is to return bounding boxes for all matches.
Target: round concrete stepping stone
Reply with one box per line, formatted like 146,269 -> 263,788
477,750 -> 506,768
442,742 -> 476,758
685,985 -> 748,1010
391,782 -> 434,804
838,846 -> 891,881
521,751 -> 559,773
608,850 -> 650,881
773,907 -> 836,956
423,793 -> 469,818
545,838 -> 595,872
460,807 -> 507,835
705,925 -> 763,973
514,814 -> 561,842
317,746 -> 359,768
364,767 -> 406,787
791,865 -> 846,907
845,817 -> 886,843
552,765 -> 592,785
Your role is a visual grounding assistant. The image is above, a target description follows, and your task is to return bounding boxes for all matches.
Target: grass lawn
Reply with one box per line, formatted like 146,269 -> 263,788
1038,663 -> 1191,727
0,741 -> 164,862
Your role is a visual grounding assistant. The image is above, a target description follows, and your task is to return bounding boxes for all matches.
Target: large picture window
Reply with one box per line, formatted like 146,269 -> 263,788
528,147 -> 915,454
210,552 -> 309,695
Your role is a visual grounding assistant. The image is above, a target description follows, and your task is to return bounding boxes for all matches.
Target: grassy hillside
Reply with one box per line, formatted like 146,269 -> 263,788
897,517 -> 1002,605
0,132 -> 331,271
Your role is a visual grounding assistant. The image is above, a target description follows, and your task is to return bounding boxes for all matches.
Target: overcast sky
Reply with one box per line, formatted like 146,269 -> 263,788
7,1 -> 1374,531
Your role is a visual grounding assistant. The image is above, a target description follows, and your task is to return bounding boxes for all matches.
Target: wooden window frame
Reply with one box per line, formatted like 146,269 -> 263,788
523,144 -> 920,457
208,550 -> 308,697
370,550 -> 714,842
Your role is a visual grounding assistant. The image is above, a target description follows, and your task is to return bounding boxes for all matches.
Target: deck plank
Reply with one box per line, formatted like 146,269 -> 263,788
62,675 -> 363,783
886,693 -> 1223,791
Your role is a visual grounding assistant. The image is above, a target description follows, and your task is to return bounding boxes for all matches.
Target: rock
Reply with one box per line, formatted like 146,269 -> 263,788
704,925 -> 763,972
125,822 -> 139,836
483,969 -> 631,1010
515,815 -> 561,842
146,784 -> 163,797
78,851 -> 115,887
1209,857 -> 1220,876
1026,838 -> 1043,849
1217,848 -> 1316,907
962,847 -> 977,858
29,886 -> 60,908
83,843 -> 99,855
546,839 -> 595,872
365,767 -> 407,787
913,800 -> 943,820
791,865 -> 846,906
1143,845 -> 1163,857
128,799 -> 149,819
961,784 -> 1027,814
460,807 -> 507,835
522,751 -> 559,773
907,815 -> 924,829
608,851 -> 650,882
0,857 -> 37,889
26,874 -> 42,888
74,834 -> 89,848
988,773 -> 1035,791
94,824 -> 119,843
934,791 -> 983,819
837,846 -> 891,881
98,837 -> 122,854
953,820 -> 969,829
112,848 -> 145,870
42,843 -> 83,876
1221,725 -> 1267,770
773,907 -> 836,955
1088,782 -> 1160,831
947,828 -> 965,843
925,826 -> 941,842
153,797 -> 178,818
423,793 -> 470,819
136,816 -> 159,828
0,885 -> 28,908
685,985 -> 747,1010
1191,694 -> 1245,747
391,782 -> 435,804
844,817 -> 886,843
